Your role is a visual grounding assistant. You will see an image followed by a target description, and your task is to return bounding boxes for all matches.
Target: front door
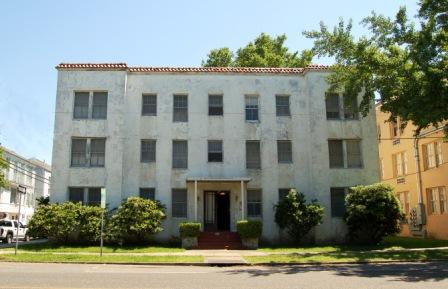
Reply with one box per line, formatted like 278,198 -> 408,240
204,191 -> 230,231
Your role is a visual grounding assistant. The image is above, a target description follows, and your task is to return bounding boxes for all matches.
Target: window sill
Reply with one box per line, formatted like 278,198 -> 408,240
141,114 -> 157,117
70,166 -> 105,169
245,120 -> 260,123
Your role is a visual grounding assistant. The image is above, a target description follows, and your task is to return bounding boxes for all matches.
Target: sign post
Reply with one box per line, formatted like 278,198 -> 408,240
100,188 -> 106,257
15,185 -> 26,255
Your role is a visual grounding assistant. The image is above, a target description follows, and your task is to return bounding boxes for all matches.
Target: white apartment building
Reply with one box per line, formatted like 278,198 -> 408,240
0,147 -> 51,224
51,63 -> 379,242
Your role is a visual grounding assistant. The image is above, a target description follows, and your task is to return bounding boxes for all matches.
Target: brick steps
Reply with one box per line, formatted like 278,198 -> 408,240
198,231 -> 242,250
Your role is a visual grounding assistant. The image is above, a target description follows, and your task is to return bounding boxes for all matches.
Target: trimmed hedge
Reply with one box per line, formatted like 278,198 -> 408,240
237,220 -> 262,239
179,222 -> 201,238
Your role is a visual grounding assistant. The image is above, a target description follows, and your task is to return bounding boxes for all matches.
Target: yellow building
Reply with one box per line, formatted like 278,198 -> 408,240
376,104 -> 448,240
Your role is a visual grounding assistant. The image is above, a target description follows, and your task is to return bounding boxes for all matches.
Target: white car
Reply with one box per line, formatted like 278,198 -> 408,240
0,219 -> 30,243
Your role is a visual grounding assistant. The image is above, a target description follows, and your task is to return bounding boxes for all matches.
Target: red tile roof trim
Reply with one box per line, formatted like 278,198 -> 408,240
56,63 -> 330,74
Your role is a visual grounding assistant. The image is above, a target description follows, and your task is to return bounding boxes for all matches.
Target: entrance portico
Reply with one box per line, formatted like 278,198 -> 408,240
186,177 -> 251,232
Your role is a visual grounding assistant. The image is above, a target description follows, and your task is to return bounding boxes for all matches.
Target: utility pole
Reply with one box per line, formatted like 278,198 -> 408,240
100,188 -> 106,257
15,185 -> 26,255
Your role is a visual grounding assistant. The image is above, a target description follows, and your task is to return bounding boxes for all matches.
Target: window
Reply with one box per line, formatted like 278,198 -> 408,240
142,94 -> 157,116
172,189 -> 187,218
346,140 -> 362,168
71,139 -> 88,167
423,141 -> 444,169
390,120 -> 399,138
92,92 -> 108,119
440,187 -> 447,214
278,188 -> 290,201
276,95 -> 290,116
69,187 -> 84,204
247,189 -> 262,218
71,138 -> 105,167
331,188 -> 347,218
173,94 -> 188,122
140,188 -> 155,200
208,140 -> 223,162
73,92 -> 89,119
141,140 -> 156,163
209,94 -> 223,116
427,187 -> 439,214
90,139 -> 106,167
397,191 -> 410,215
9,188 -> 17,204
172,140 -> 188,169
343,95 -> 358,120
328,140 -> 344,168
87,188 -> 101,206
245,95 -> 259,121
325,93 -> 340,119
277,140 -> 292,163
393,152 -> 408,177
246,141 -> 261,169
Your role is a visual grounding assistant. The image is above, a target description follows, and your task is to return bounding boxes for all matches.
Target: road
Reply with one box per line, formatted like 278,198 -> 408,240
0,261 -> 447,289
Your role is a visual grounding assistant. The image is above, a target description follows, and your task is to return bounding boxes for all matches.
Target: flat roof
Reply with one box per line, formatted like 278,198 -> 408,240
186,177 -> 251,183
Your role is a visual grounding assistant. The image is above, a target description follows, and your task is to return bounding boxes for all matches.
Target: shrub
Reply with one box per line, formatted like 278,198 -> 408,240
274,189 -> 324,243
106,197 -> 165,245
345,183 -> 405,245
27,202 -> 104,244
179,222 -> 201,238
237,220 -> 262,239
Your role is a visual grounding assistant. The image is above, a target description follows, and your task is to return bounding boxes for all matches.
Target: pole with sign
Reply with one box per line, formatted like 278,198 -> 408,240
15,185 -> 26,255
100,188 -> 106,257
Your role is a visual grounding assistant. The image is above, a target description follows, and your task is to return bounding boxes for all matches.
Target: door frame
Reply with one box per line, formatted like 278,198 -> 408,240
203,190 -> 231,232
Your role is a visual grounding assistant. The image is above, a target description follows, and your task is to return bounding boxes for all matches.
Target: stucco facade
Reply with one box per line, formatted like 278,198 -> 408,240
376,105 -> 448,240
51,64 -> 379,243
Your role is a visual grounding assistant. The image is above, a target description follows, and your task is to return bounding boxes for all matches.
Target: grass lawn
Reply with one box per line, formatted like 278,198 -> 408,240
258,236 -> 448,253
245,249 -> 448,264
0,253 -> 202,264
0,242 -> 184,253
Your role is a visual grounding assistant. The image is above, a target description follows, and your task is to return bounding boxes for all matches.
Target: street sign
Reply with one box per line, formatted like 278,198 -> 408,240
18,185 -> 26,194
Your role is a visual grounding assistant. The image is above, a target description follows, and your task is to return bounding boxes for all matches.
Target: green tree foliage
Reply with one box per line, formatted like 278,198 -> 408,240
345,183 -> 405,244
106,197 -> 166,245
274,189 -> 324,243
0,147 -> 9,189
27,202 -> 104,244
36,196 -> 50,207
202,33 -> 314,68
304,0 -> 448,134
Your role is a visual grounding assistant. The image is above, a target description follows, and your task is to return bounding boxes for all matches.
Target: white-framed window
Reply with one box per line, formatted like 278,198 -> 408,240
246,141 -> 261,169
141,140 -> 156,163
276,95 -> 290,116
172,189 -> 187,218
424,141 -> 444,169
245,95 -> 259,121
277,140 -> 292,163
142,94 -> 157,116
247,189 -> 262,218
393,151 -> 408,177
173,94 -> 188,122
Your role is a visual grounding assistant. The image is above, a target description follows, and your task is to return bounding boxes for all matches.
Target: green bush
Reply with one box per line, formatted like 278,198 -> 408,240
237,220 -> 262,239
345,183 -> 405,244
179,222 -> 201,238
106,197 -> 166,245
274,189 -> 324,243
27,202 -> 104,244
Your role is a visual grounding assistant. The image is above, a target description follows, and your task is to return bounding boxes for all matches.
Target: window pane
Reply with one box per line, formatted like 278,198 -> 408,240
92,92 -> 108,119
343,95 -> 358,120
247,189 -> 262,217
140,188 -> 155,200
87,188 -> 101,206
439,187 -> 447,214
325,93 -> 340,119
90,139 -> 106,167
71,139 -> 87,167
245,96 -> 259,121
208,140 -> 223,162
69,187 -> 84,204
173,95 -> 188,122
142,94 -> 157,116
209,95 -> 223,116
276,95 -> 290,116
173,140 -> 188,168
346,140 -> 362,168
74,92 -> 89,119
172,189 -> 187,218
246,141 -> 261,169
277,140 -> 292,163
328,140 -> 343,168
331,188 -> 346,218
141,140 -> 156,163
9,188 -> 17,204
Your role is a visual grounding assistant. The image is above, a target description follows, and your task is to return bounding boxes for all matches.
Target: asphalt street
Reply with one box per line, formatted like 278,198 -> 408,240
0,261 -> 447,289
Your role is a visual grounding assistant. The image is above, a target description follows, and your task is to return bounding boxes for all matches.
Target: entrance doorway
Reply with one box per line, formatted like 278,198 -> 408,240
204,191 -> 230,231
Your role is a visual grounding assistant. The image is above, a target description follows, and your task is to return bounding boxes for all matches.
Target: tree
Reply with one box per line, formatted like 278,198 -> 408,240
202,33 -> 314,68
304,0 -> 448,134
274,189 -> 324,243
0,147 -> 9,189
345,183 -> 405,244
36,196 -> 50,206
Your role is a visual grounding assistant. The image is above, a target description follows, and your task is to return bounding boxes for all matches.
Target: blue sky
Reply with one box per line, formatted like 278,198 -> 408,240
0,0 -> 419,164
